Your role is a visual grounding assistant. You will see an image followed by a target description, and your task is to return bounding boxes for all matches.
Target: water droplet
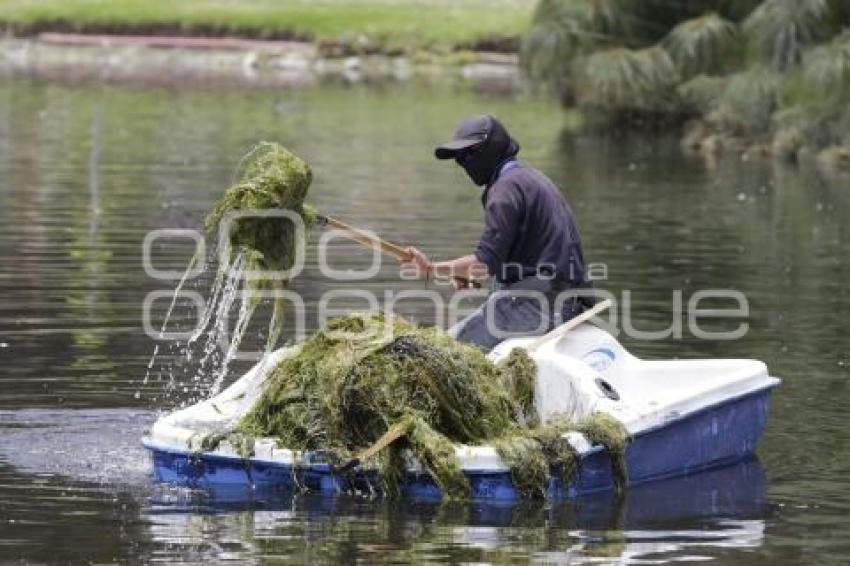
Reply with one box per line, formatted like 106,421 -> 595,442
737,192 -> 747,202
134,391 -> 141,399
0,342 -> 8,348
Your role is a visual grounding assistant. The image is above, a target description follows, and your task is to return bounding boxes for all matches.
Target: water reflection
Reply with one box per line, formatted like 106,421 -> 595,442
0,407 -> 770,563
66,104 -> 116,363
142,460 -> 767,563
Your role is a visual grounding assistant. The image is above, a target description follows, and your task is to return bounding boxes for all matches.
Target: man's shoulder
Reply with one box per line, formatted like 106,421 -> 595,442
498,163 -> 557,193
485,163 -> 560,206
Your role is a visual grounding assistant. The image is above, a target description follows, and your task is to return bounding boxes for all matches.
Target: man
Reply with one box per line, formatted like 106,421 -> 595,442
402,115 -> 593,351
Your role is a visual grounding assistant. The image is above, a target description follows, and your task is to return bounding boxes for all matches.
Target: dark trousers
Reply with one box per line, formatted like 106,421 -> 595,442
448,280 -> 585,351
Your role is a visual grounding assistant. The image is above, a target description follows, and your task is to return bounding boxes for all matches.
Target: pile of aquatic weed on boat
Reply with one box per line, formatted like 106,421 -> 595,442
222,312 -> 629,499
196,142 -> 318,385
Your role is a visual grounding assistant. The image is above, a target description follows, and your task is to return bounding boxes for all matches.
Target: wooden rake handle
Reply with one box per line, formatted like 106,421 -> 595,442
319,214 -> 412,261
317,214 -> 481,289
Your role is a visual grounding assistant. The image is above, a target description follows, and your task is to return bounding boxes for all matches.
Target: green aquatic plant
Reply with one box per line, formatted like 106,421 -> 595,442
387,414 -> 470,498
205,141 -> 317,351
575,411 -> 629,491
493,419 -> 577,499
232,312 -> 629,499
237,313 -> 523,454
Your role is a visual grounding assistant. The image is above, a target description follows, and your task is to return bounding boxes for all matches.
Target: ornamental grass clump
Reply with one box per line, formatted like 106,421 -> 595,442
522,0 -> 850,165
232,312 -> 629,499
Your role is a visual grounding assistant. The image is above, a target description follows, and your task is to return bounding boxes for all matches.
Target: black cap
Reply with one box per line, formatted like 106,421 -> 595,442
434,115 -> 492,159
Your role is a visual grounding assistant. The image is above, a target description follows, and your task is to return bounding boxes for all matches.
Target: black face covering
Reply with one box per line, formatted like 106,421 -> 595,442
457,117 -> 520,187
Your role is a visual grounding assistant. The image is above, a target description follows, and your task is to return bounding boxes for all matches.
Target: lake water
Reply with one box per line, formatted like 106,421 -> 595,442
0,76 -> 848,564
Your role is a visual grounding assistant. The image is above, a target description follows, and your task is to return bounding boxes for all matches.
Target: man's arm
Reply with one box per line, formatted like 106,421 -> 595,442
400,183 -> 522,287
402,250 -> 489,289
433,254 -> 489,288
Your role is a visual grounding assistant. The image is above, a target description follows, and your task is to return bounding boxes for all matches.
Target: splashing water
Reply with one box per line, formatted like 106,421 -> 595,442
192,251 -> 246,389
144,142 -> 315,403
211,264 -> 256,396
142,252 -> 202,387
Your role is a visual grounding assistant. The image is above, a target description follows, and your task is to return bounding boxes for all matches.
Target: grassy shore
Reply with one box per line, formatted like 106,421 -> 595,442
0,0 -> 534,53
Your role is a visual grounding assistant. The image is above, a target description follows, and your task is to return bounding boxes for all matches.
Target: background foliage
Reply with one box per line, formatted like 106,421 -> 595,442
523,0 -> 850,164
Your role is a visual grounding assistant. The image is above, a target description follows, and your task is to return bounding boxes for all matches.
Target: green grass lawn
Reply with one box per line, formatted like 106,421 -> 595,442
0,0 -> 535,52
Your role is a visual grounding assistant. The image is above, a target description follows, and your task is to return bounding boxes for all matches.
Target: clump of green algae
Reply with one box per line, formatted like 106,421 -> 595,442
205,141 -> 317,351
231,312 -> 629,499
202,143 -> 629,499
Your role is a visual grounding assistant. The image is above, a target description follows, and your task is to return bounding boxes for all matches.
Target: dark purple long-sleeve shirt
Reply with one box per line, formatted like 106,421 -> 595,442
473,161 -> 588,287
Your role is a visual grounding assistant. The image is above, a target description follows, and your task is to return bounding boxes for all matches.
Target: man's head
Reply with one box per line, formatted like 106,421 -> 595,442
435,115 -> 520,186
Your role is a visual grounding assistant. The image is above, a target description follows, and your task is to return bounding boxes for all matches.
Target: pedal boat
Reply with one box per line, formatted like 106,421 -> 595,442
142,323 -> 780,501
